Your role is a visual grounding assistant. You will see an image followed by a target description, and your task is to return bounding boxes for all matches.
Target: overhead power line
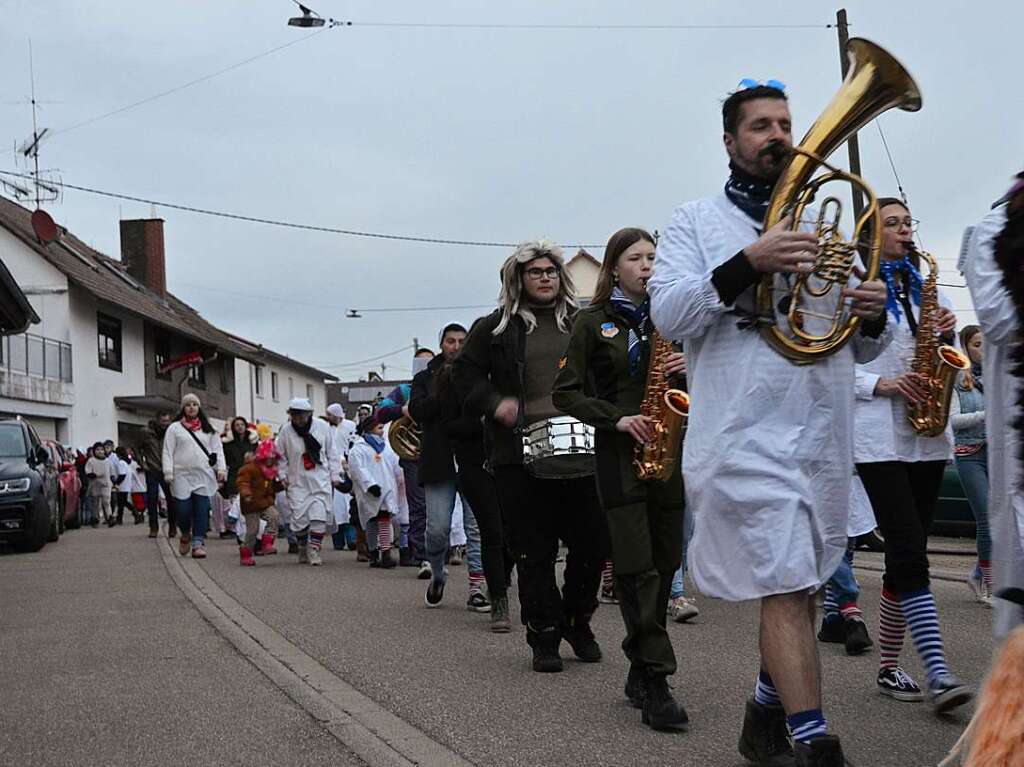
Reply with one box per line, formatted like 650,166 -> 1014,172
333,20 -> 834,31
49,30 -> 329,140
315,344 -> 416,370
0,169 -> 602,249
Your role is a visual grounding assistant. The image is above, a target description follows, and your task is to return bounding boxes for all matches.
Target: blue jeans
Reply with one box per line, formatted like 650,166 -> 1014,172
174,493 -> 211,547
669,504 -> 695,599
822,541 -> 859,621
424,479 -> 481,584
144,469 -> 173,530
956,446 -> 991,563
82,495 -> 94,525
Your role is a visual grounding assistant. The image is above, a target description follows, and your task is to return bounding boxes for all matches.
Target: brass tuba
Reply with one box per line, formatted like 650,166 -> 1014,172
387,414 -> 422,460
634,330 -> 690,482
756,38 -> 922,363
906,247 -> 970,436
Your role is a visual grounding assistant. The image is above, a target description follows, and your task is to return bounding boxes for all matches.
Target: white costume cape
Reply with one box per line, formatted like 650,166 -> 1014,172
965,202 -> 1024,635
649,192 -> 892,601
348,437 -> 403,528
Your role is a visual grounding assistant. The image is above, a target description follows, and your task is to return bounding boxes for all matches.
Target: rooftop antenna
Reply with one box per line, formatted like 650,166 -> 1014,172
16,40 -> 62,209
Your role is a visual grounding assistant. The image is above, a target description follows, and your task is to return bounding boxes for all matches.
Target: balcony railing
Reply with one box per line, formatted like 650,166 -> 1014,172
0,332 -> 73,383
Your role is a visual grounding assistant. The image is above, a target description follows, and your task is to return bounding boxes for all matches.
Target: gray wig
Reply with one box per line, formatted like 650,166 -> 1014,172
493,239 -> 579,336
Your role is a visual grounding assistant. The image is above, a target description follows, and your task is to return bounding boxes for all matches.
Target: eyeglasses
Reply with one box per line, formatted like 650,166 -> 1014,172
523,267 -> 560,280
736,78 -> 786,93
882,216 -> 919,230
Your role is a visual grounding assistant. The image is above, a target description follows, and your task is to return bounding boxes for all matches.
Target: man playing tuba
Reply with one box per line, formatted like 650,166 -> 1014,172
648,81 -> 890,766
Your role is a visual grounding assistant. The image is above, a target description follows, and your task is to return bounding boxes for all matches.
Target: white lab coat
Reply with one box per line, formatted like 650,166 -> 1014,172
852,288 -> 955,464
965,202 -> 1024,635
162,422 -> 226,500
276,418 -> 340,533
115,458 -> 132,493
381,423 -> 410,525
648,192 -> 892,601
330,421 -> 355,525
348,437 -> 403,527
848,475 -> 876,538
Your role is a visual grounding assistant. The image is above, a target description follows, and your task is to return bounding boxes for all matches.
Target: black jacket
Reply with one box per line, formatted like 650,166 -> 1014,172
409,355 -> 486,484
221,431 -> 257,497
452,309 -> 573,469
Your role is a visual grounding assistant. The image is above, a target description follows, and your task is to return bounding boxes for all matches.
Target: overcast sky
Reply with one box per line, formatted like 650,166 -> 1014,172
2,1 -> 1020,380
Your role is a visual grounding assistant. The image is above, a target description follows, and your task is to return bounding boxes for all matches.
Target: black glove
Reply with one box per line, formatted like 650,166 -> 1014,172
335,476 -> 353,494
87,472 -> 96,480
367,484 -> 381,498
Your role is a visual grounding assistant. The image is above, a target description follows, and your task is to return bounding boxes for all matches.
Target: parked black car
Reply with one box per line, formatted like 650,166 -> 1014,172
0,418 -> 60,552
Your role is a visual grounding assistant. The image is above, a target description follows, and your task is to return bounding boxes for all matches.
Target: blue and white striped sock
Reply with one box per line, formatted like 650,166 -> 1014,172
821,583 -> 840,623
787,709 -> 828,744
900,587 -> 949,688
754,670 -> 782,707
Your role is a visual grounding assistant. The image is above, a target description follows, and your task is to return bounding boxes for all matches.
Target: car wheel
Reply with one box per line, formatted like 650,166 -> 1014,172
67,500 -> 81,530
57,496 -> 66,535
15,511 -> 48,552
47,505 -> 60,542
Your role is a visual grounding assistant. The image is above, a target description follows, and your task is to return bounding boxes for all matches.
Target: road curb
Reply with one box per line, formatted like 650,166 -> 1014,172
157,536 -> 477,767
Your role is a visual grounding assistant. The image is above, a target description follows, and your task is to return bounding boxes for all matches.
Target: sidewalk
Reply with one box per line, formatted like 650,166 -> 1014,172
0,525 -> 364,767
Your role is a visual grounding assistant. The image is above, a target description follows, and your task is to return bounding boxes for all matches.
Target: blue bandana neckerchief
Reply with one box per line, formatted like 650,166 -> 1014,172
879,256 -> 923,324
364,433 -> 386,454
724,161 -> 774,223
609,286 -> 649,375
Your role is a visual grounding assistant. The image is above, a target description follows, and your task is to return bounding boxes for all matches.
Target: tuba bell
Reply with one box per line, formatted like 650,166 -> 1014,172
387,414 -> 422,461
756,38 -> 922,363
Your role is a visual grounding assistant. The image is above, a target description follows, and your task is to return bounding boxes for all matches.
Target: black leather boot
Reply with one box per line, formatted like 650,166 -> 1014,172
738,698 -> 795,766
624,666 -> 646,709
641,674 -> 688,731
527,625 -> 563,673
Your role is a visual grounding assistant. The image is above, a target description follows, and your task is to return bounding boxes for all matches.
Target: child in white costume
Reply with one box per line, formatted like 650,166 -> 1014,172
349,415 -> 404,568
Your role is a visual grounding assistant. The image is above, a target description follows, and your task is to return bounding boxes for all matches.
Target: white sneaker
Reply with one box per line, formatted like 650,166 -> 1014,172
667,596 -> 699,623
417,561 -> 432,580
308,547 -> 322,566
967,571 -> 993,607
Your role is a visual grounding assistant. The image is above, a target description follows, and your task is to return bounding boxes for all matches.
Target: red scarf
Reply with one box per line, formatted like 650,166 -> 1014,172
182,416 -> 202,432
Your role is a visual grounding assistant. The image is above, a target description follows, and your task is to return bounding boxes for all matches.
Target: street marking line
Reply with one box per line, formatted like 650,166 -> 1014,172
157,536 -> 477,767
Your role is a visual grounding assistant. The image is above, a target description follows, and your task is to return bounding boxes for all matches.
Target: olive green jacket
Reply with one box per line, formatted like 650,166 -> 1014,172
553,302 -> 662,432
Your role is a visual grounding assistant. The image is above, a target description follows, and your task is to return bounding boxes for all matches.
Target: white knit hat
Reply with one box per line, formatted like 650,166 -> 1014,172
181,393 -> 201,408
287,397 -> 313,412
326,403 -> 345,419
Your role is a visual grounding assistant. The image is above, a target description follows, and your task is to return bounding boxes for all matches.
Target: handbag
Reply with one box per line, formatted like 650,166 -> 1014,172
186,427 -> 219,468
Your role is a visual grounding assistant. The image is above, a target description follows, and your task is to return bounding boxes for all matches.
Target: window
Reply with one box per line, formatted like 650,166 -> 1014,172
219,358 -> 230,393
187,360 -> 206,387
271,371 -> 279,401
97,312 -> 122,371
288,376 -> 294,399
254,366 -> 264,398
154,336 -> 171,379
306,383 -> 314,409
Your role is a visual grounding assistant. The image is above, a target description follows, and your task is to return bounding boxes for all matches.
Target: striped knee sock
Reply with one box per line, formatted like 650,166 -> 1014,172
899,587 -> 949,688
979,559 -> 993,588
878,588 -> 906,670
377,514 -> 392,551
601,560 -> 614,592
787,709 -> 827,744
309,531 -> 324,552
754,670 -> 782,707
840,601 -> 864,623
821,584 -> 840,623
296,532 -> 309,548
468,571 -> 484,597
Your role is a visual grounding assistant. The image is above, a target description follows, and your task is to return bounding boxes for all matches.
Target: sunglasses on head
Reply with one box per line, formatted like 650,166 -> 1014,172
735,78 -> 786,93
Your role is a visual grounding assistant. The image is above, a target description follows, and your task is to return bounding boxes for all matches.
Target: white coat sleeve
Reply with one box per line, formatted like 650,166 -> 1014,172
326,427 -> 342,485
648,204 -> 731,341
966,205 -> 1016,345
212,433 -> 226,474
347,449 -> 375,494
854,366 -> 880,400
275,431 -> 289,477
850,319 -> 893,365
162,427 -> 175,480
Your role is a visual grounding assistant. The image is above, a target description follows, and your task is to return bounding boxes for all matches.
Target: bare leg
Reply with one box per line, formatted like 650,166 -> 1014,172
759,591 -> 821,714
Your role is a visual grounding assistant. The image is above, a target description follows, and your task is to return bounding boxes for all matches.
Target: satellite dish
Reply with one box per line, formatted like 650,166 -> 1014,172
31,208 -> 59,244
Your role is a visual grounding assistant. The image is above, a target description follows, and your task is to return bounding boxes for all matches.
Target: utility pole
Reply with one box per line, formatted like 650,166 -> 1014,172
836,8 -> 865,221
412,337 -> 419,353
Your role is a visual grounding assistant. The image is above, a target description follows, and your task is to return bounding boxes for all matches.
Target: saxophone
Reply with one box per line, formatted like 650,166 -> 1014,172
633,330 -> 690,482
906,247 -> 970,436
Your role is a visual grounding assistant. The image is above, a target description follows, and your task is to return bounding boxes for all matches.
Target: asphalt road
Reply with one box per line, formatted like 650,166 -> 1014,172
0,525 -> 364,767
0,525 -> 997,767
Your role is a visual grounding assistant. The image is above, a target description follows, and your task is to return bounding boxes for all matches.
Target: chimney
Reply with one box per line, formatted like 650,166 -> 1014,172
119,218 -> 167,295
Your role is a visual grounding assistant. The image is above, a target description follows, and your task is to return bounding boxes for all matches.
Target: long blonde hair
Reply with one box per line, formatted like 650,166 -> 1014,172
493,239 -> 579,336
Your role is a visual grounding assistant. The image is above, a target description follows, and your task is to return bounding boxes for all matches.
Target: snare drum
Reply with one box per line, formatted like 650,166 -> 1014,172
521,416 -> 596,479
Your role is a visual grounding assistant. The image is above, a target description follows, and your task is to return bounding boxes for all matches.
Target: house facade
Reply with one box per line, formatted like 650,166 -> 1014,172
233,339 -> 337,430
0,197 -> 259,446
